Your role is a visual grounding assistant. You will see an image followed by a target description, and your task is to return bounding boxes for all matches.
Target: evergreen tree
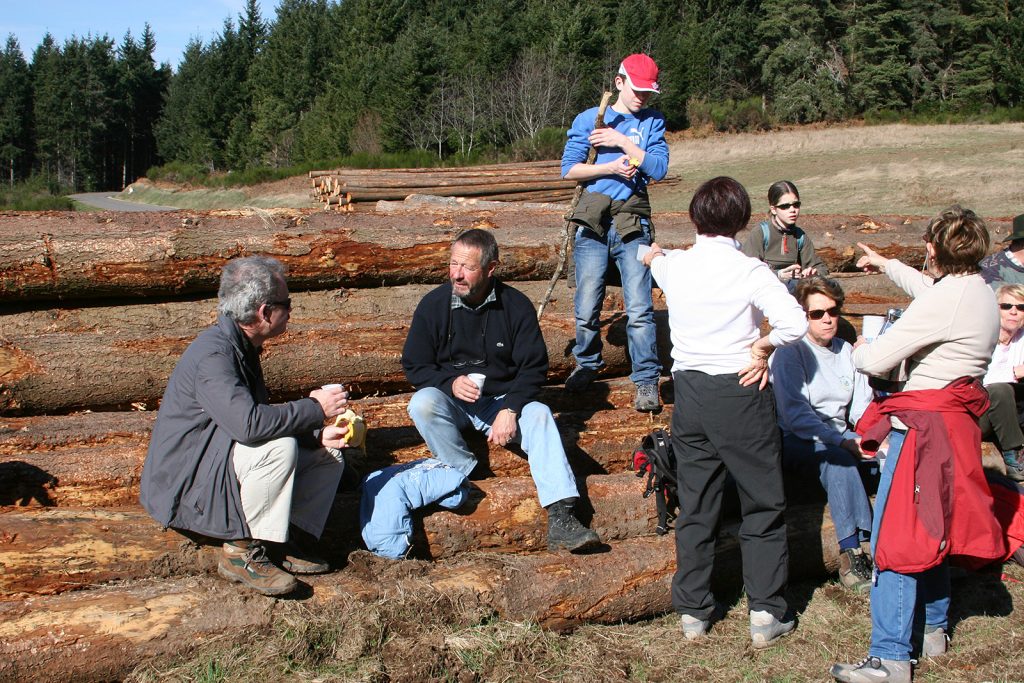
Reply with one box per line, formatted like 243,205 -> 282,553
0,35 -> 31,186
249,0 -> 334,166
226,0 -> 267,167
992,0 -> 1024,107
116,26 -> 169,186
842,0 -> 914,113
758,0 -> 848,122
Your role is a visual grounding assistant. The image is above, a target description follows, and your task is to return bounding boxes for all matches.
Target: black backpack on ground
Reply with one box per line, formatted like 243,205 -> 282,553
630,428 -> 679,535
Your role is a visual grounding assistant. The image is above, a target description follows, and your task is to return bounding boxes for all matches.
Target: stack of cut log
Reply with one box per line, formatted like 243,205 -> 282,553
0,206 -> 1009,681
309,160 -> 681,210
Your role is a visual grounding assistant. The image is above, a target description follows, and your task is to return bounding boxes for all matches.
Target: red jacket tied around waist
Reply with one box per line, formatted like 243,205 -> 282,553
857,377 -> 1006,573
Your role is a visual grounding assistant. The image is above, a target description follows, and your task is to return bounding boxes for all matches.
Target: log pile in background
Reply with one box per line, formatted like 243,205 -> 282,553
309,159 -> 681,210
0,202 -> 1009,681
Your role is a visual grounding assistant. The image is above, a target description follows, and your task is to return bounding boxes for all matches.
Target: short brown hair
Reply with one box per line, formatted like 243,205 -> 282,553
689,176 -> 752,237
793,276 -> 846,310
923,205 -> 989,276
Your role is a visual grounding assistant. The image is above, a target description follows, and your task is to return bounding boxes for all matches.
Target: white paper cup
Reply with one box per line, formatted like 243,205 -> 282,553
321,383 -> 344,392
467,373 -> 486,391
861,315 -> 885,342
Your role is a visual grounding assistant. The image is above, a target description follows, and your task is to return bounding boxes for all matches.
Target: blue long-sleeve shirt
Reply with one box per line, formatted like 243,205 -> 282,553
561,106 -> 669,200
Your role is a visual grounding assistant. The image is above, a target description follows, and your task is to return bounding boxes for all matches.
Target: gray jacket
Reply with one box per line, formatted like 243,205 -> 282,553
140,314 -> 326,540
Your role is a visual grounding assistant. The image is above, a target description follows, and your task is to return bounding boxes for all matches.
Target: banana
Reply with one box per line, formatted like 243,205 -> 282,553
332,408 -> 367,449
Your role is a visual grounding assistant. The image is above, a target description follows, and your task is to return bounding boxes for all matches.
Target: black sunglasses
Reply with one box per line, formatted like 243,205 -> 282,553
1000,303 -> 1024,312
774,201 -> 801,210
806,306 -> 840,320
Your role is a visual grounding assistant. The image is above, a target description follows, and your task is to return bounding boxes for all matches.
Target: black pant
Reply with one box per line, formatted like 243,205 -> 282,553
671,370 -> 789,620
979,381 -> 1024,452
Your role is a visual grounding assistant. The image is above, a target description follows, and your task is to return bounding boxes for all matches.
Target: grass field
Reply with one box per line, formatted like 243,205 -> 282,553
117,123 -> 1024,219
653,123 -> 1024,218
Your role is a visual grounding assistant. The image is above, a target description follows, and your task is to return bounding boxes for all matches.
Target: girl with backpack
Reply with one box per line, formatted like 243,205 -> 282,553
741,180 -> 829,291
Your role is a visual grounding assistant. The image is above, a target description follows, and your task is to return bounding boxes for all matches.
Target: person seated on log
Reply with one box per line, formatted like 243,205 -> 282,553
768,276 -> 875,593
979,283 -> 1024,482
560,53 -> 667,413
642,176 -> 807,647
140,256 -> 351,597
979,212 -> 1024,288
401,228 -> 601,553
741,181 -> 829,292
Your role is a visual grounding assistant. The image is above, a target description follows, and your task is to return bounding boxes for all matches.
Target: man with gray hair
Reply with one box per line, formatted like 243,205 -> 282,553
141,256 -> 350,596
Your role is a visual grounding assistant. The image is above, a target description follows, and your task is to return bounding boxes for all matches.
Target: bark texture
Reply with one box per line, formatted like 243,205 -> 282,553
0,209 -> 993,303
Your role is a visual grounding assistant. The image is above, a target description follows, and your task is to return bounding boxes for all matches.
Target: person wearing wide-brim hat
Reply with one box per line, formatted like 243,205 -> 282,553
979,213 -> 1024,288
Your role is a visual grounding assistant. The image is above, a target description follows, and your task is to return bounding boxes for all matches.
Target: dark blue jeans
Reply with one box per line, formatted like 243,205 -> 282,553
781,433 -> 873,544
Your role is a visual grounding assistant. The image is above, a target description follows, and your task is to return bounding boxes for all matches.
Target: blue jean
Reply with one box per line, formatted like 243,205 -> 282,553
868,429 -> 950,661
406,387 -> 579,507
572,224 -> 660,385
781,433 -> 873,545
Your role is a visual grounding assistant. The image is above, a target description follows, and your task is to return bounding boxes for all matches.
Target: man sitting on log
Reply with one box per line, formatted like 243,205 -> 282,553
140,256 -> 351,596
402,228 -> 601,552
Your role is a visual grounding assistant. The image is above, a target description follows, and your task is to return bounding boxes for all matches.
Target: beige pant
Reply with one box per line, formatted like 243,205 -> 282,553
231,436 -> 344,543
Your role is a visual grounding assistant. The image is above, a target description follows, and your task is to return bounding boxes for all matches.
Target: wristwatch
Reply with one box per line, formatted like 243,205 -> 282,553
505,407 -> 518,416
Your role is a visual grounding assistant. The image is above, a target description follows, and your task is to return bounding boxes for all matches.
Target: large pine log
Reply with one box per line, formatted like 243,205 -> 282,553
0,208 -> 997,303
0,276 -> 908,415
1,471 -> 679,597
0,383 -> 660,507
0,511 -> 841,681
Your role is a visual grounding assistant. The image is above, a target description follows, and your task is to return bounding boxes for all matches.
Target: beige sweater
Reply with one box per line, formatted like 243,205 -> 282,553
853,259 -> 998,391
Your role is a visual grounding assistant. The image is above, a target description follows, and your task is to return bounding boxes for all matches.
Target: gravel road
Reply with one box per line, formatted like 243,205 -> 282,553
69,193 -> 179,212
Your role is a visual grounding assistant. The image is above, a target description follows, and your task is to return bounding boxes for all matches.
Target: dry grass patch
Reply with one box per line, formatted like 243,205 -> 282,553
123,561 -> 1024,682
655,123 -> 1024,218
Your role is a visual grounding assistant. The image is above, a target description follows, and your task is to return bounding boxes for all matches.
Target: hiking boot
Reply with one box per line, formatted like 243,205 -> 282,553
634,382 -> 661,412
838,547 -> 873,593
279,541 -> 330,575
565,366 -> 599,392
546,498 -> 601,552
277,526 -> 330,575
830,656 -> 911,683
1003,452 -> 1024,483
680,613 -> 711,640
749,609 -> 795,648
218,540 -> 298,596
922,626 -> 949,658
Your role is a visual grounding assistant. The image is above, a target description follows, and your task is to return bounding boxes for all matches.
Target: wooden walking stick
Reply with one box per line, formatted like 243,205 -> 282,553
536,91 -> 614,320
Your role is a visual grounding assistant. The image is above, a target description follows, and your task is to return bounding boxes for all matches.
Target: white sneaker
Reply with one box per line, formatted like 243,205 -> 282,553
749,609 -> 795,648
680,613 -> 710,640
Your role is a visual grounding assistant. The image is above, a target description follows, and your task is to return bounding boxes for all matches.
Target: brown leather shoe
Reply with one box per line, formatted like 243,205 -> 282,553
218,541 -> 297,596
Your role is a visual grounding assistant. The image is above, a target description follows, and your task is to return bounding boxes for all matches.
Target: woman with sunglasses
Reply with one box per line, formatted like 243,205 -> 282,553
978,284 -> 1024,482
741,180 -> 829,288
831,206 -> 1004,683
769,277 -> 875,593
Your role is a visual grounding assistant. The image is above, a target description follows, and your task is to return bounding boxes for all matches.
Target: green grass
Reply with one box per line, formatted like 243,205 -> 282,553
0,176 -> 76,210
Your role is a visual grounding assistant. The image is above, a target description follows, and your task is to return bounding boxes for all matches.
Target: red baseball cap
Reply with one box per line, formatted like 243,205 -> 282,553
618,54 -> 660,93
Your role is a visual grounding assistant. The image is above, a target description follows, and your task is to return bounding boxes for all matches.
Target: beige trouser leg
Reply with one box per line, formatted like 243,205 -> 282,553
231,436 -> 344,543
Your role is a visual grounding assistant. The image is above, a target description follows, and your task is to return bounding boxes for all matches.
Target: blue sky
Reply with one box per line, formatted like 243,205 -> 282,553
2,1 -> 278,69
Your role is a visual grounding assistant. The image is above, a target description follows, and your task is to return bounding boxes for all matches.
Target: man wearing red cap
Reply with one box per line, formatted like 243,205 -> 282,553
561,53 -> 669,412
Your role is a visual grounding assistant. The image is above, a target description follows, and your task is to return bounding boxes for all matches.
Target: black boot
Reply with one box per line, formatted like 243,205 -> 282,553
546,498 -> 601,552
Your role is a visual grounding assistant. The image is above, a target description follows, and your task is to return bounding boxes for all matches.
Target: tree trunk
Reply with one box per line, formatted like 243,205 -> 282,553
0,277 -> 909,415
0,380 -> 663,507
0,511 -> 840,681
0,208 -> 993,304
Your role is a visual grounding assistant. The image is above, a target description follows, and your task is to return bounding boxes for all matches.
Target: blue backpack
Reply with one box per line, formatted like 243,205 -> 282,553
761,221 -> 805,252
